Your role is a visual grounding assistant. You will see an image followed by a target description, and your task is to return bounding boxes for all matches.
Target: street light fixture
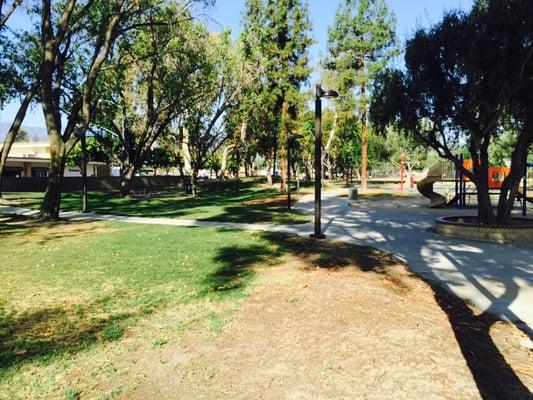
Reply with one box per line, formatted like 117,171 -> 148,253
311,83 -> 339,240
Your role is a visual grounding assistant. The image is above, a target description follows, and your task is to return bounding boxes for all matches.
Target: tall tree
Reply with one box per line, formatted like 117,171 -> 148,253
0,0 -> 40,197
371,0 -> 533,225
0,0 -> 20,31
183,30 -> 255,193
96,4 -> 209,197
36,0 -> 149,219
241,0 -> 312,192
325,0 -> 396,190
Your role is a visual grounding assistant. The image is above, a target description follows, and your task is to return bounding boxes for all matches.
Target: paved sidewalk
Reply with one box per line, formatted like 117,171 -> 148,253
1,197 -> 532,336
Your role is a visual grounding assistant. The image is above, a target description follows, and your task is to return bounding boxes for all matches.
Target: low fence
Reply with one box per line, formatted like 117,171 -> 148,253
2,175 -> 189,193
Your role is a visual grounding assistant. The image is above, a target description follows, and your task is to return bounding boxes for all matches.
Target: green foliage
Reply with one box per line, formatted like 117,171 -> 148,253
370,0 -> 533,224
66,135 -> 115,167
183,29 -> 252,176
234,0 -> 313,176
93,3 -> 213,190
325,0 -> 397,92
144,147 -> 175,172
323,0 -> 397,176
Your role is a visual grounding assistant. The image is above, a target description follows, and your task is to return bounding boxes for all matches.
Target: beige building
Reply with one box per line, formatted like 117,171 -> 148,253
1,142 -> 108,178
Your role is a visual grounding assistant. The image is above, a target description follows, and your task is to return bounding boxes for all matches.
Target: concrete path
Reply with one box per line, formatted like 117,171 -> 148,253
1,196 -> 532,337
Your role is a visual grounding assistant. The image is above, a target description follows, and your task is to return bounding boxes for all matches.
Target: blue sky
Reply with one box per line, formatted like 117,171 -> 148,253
1,0 -> 474,129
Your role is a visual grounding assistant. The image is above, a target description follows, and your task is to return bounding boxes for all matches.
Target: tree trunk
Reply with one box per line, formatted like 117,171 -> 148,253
360,81 -> 368,191
271,146 -> 277,185
471,147 -> 496,225
191,166 -> 198,196
120,163 -> 136,197
266,157 -> 273,185
496,121 -> 532,224
280,130 -> 288,194
38,143 -> 66,220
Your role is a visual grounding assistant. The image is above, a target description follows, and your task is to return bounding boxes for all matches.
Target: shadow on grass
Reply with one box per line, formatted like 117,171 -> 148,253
0,301 -> 133,376
4,179 -> 311,224
200,244 -> 284,298
200,205 -> 310,225
0,215 -> 105,245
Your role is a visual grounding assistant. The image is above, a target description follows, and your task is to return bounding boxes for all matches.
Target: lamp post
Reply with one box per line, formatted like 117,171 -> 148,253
81,130 -> 89,213
311,83 -> 339,239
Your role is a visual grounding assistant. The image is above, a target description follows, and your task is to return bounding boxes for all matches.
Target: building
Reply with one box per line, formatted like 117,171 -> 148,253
1,142 -> 108,178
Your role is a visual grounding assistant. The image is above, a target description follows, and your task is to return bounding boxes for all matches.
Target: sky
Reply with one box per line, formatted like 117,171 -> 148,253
1,0 -> 474,130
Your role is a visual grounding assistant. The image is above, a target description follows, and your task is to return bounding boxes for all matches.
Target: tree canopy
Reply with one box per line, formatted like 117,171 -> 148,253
371,0 -> 533,225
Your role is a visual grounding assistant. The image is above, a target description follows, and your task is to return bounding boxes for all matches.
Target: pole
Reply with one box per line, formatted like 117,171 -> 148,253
400,154 -> 405,191
311,84 -> 325,239
523,159 -> 527,217
287,136 -> 291,209
455,157 -> 459,208
81,130 -> 89,213
459,154 -> 464,209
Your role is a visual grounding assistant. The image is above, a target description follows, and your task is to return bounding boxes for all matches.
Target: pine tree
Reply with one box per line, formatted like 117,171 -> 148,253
325,0 -> 396,190
241,0 -> 313,191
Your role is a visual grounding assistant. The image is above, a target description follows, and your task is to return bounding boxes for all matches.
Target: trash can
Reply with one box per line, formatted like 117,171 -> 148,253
349,186 -> 358,201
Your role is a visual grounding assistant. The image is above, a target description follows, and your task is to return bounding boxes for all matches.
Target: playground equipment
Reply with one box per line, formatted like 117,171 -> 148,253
416,163 -> 448,208
454,156 -> 533,216
417,154 -> 532,215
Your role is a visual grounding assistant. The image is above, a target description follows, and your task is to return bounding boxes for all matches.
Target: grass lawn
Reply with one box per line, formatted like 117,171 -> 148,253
0,179 -> 311,225
0,215 -> 531,399
0,215 -> 286,398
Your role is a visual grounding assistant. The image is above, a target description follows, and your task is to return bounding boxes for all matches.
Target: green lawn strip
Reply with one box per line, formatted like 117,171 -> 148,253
2,179 -> 311,224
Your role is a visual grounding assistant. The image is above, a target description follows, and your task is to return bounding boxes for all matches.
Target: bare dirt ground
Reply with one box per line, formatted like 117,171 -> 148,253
99,249 -> 532,400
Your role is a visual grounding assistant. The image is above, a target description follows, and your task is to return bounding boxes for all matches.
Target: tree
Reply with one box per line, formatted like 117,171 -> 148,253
10,128 -> 30,143
382,128 -> 426,181
0,1 -> 40,196
94,3 -> 210,197
144,147 -> 174,175
66,134 -> 114,169
183,30 -> 255,193
33,0 -> 157,219
371,0 -> 533,225
240,0 -> 313,192
324,0 -> 396,190
0,0 -> 21,31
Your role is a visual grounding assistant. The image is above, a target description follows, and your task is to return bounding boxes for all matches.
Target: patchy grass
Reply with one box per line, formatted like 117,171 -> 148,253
0,215 -> 285,398
1,179 -> 311,225
1,215 -> 530,399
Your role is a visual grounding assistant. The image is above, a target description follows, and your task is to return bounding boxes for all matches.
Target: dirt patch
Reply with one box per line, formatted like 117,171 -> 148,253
91,252 -> 532,400
0,215 -> 114,244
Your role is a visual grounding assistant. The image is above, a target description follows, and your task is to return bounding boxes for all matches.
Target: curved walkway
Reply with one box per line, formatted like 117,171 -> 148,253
1,195 -> 532,337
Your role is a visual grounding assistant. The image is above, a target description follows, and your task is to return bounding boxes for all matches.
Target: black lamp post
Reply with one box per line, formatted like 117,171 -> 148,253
81,130 -> 89,213
311,83 -> 339,239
